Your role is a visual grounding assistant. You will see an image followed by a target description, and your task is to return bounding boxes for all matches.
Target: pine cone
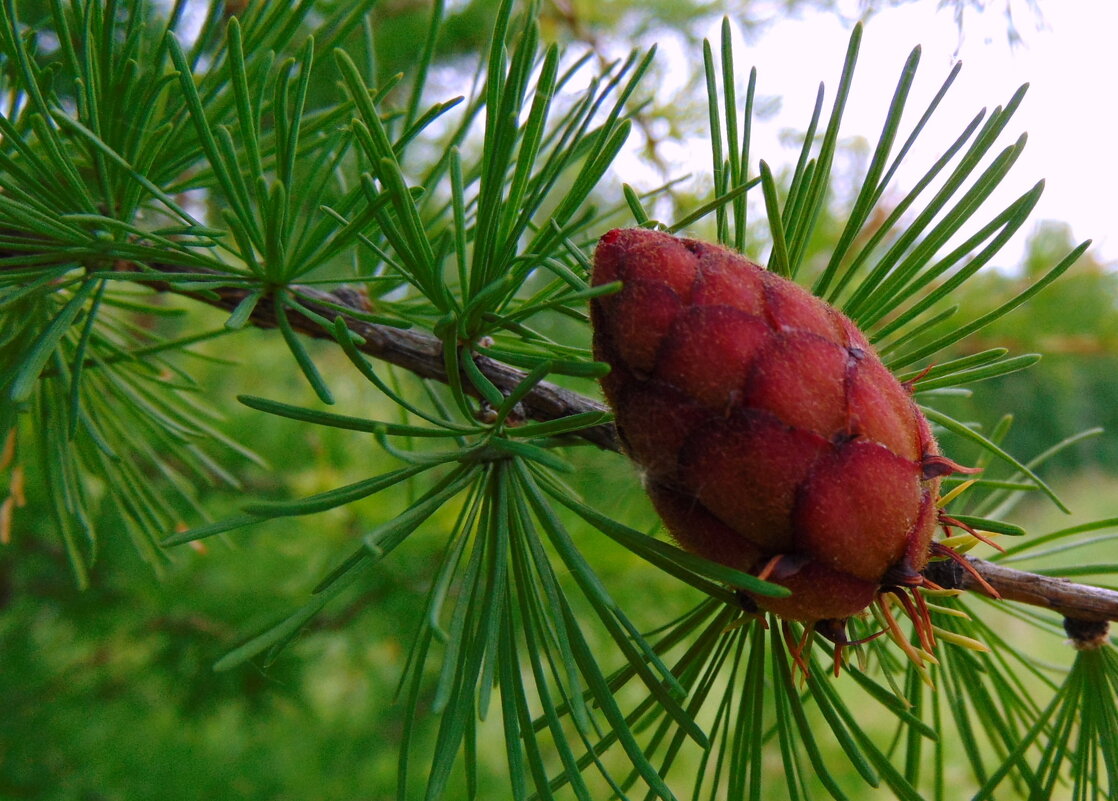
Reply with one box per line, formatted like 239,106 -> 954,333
591,228 -> 963,623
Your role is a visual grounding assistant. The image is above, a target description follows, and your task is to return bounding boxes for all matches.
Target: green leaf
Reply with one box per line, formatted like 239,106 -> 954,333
161,513 -> 264,546
237,394 -> 472,438
274,290 -> 335,405
165,34 -> 260,239
506,412 -> 612,440
224,289 -> 263,330
362,467 -> 476,556
214,557 -> 375,671
895,348 -> 1008,384
552,489 -> 789,600
910,354 -> 1041,392
461,345 -> 505,407
10,278 -> 98,402
50,107 -> 202,228
475,345 -> 609,379
242,464 -> 433,518
226,18 -> 263,182
786,23 -> 861,277
814,45 -> 928,297
486,438 -> 572,473
667,179 -> 755,235
622,183 -> 651,225
65,279 -> 107,438
804,672 -> 880,789
758,161 -> 789,278
945,515 -> 1026,537
921,406 -> 1068,512
998,516 -> 1118,562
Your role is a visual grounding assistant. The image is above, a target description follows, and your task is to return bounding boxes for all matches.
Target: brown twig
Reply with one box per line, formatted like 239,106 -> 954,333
925,557 -> 1118,623
120,260 -> 622,451
8,258 -> 1118,624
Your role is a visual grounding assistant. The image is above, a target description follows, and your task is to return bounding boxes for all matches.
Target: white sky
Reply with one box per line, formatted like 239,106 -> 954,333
652,1 -> 1118,266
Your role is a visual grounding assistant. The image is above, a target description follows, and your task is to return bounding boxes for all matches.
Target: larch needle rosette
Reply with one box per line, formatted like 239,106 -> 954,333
590,227 -> 983,664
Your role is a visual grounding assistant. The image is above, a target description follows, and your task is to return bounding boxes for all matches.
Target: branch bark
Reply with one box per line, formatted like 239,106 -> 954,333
925,557 -> 1118,624
125,261 -> 622,451
11,258 -> 1118,625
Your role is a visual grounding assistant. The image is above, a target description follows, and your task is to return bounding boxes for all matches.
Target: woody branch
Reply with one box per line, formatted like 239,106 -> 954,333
8,256 -> 1118,625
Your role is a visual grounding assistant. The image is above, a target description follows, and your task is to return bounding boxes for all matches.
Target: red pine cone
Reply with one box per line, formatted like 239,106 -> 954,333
591,228 -> 959,624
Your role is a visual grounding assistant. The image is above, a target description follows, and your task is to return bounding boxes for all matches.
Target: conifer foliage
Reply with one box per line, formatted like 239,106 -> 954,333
1,1 -> 1116,799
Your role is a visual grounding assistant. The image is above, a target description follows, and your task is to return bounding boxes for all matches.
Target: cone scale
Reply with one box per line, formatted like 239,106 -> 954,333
591,228 -> 965,626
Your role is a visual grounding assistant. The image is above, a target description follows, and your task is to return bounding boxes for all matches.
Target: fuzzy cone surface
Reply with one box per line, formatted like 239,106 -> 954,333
591,228 -> 947,622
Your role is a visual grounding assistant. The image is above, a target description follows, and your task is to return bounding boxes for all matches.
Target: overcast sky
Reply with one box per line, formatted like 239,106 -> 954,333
697,1 -> 1117,266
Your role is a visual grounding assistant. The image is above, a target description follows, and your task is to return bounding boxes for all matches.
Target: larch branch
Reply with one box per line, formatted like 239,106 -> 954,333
7,256 -> 1118,625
